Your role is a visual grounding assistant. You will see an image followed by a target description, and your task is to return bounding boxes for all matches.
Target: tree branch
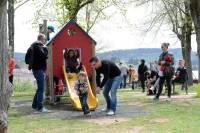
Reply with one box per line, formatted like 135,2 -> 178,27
79,0 -> 94,9
14,0 -> 31,11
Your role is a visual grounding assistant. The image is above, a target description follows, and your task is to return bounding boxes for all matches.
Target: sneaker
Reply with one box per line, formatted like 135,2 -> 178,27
106,110 -> 115,116
166,97 -> 171,101
84,112 -> 91,117
101,108 -> 109,112
150,86 -> 154,91
38,107 -> 52,113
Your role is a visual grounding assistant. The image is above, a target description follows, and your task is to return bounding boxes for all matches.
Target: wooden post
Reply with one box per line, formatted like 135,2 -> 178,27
91,41 -> 96,94
39,19 -> 47,37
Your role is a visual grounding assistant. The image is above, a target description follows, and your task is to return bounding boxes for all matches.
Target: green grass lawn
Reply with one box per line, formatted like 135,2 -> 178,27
8,81 -> 200,133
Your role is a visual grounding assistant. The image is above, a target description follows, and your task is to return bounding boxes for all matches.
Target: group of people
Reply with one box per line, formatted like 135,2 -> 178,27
137,43 -> 188,101
26,33 -> 188,116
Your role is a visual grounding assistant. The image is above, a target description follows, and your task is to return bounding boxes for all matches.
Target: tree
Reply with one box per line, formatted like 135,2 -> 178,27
59,0 -> 95,20
7,0 -> 32,58
190,0 -> 200,81
8,0 -> 15,57
0,0 -> 12,132
161,0 -> 193,85
134,0 -> 194,85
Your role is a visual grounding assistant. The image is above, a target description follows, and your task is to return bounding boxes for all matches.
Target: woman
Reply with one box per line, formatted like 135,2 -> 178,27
154,43 -> 174,101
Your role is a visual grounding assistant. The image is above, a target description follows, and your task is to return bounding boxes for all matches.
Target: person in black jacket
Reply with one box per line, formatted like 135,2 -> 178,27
90,57 -> 122,116
172,59 -> 188,91
154,43 -> 174,101
138,59 -> 148,92
30,34 -> 50,113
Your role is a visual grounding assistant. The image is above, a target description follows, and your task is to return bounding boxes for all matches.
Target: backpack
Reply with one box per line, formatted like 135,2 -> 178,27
25,45 -> 35,70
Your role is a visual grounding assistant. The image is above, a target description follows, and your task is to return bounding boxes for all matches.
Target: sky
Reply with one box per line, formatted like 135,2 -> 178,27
14,1 -> 197,53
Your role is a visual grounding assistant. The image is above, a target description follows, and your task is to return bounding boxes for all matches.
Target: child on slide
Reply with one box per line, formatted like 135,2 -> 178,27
74,72 -> 91,116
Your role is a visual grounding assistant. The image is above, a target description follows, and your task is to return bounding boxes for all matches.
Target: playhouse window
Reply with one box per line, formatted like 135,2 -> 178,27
68,29 -> 76,36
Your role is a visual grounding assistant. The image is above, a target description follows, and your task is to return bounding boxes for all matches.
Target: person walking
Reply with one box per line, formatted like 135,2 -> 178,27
119,62 -> 128,88
153,43 -> 174,101
90,57 -> 122,115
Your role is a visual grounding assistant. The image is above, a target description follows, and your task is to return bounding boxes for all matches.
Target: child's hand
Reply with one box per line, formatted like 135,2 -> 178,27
79,87 -> 84,91
76,91 -> 80,95
95,87 -> 101,94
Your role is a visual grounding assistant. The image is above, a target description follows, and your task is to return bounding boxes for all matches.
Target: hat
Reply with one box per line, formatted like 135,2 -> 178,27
78,71 -> 87,77
47,25 -> 55,32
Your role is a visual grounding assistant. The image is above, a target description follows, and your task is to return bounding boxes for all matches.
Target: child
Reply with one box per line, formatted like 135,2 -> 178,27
74,72 -> 91,116
64,49 -> 81,73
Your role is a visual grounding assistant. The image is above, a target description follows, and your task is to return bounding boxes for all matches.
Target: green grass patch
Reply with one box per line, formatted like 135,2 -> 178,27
8,83 -> 200,133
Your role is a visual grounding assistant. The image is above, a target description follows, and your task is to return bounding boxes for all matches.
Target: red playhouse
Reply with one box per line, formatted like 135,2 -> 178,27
46,19 -> 96,104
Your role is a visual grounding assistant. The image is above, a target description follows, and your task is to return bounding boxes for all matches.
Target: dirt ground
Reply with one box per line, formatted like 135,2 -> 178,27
10,92 -> 196,126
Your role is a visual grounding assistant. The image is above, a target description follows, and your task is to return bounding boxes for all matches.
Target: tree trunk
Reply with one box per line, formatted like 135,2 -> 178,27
0,1 -> 13,133
68,9 -> 78,21
8,0 -> 15,57
190,0 -> 200,81
185,33 -> 193,85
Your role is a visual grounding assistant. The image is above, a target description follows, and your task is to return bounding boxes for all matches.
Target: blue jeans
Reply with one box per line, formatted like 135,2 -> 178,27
32,69 -> 45,110
79,93 -> 90,114
103,75 -> 123,112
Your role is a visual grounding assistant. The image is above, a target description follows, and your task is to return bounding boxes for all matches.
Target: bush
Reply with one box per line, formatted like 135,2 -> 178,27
13,79 -> 35,96
196,84 -> 200,98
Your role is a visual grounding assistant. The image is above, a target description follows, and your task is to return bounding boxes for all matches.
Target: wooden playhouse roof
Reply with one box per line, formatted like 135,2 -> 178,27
46,19 -> 97,46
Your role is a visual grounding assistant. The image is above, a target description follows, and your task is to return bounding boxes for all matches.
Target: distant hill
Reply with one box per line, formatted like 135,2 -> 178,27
14,48 -> 198,70
14,52 -> 25,61
97,48 -> 198,70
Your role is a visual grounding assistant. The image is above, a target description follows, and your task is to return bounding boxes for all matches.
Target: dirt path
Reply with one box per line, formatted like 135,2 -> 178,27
10,92 -> 196,126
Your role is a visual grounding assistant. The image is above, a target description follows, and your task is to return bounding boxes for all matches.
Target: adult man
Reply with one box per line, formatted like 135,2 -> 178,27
26,34 -> 50,112
90,57 -> 122,115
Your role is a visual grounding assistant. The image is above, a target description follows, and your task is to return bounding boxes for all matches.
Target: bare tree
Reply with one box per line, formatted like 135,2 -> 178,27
190,0 -> 200,81
8,0 -> 32,58
161,0 -> 193,85
134,0 -> 194,85
0,0 -> 13,132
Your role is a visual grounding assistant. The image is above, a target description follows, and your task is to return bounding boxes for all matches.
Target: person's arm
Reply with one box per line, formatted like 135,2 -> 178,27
164,54 -> 174,66
96,70 -> 101,88
100,73 -> 108,88
35,45 -> 48,59
100,63 -> 110,88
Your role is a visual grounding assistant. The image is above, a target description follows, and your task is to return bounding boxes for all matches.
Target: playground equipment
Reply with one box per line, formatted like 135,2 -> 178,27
62,66 -> 98,110
46,19 -> 97,109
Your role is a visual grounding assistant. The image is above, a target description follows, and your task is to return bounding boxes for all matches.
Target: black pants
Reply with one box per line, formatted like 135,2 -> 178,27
140,80 -> 145,92
156,76 -> 172,98
79,93 -> 90,114
9,75 -> 14,84
132,81 -> 135,90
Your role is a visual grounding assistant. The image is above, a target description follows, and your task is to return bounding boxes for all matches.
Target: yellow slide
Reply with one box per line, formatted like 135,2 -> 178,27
62,66 -> 98,110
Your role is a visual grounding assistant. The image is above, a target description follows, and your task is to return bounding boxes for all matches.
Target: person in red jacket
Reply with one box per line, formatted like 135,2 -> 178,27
8,57 -> 16,84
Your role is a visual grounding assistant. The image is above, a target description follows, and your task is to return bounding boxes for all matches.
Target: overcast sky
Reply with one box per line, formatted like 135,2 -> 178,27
14,2 -> 197,53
